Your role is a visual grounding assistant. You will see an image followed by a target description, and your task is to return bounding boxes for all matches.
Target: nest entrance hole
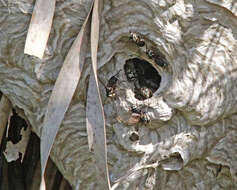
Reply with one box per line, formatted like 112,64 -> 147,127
124,58 -> 161,100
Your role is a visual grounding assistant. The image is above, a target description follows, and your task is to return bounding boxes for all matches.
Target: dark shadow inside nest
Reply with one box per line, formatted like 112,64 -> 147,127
124,58 -> 161,100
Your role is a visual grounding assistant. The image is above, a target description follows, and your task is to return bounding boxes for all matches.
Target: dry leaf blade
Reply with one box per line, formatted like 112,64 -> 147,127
40,5 -> 93,177
24,0 -> 56,59
86,0 -> 111,189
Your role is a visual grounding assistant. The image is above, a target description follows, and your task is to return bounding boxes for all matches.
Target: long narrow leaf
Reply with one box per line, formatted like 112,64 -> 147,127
40,4 -> 93,177
24,0 -> 56,59
86,0 -> 111,189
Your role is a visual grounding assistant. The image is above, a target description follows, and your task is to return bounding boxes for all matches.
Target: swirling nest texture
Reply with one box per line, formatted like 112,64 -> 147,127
1,0 -> 237,189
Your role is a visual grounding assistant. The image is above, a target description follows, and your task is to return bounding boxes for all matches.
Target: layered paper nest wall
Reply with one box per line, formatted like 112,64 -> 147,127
1,0 -> 237,189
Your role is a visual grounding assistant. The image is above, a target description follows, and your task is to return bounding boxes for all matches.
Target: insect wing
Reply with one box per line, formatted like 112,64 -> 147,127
127,113 -> 141,125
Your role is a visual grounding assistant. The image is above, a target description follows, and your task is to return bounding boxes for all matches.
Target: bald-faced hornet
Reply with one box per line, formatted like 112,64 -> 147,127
146,46 -> 168,68
134,87 -> 153,100
130,105 -> 151,125
146,48 -> 155,59
106,70 -> 121,97
99,70 -> 121,98
130,105 -> 142,114
129,31 -> 145,47
105,86 -> 116,98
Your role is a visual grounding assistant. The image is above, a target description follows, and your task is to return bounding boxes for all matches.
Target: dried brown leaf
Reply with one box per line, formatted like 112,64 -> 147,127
86,0 -> 111,189
24,0 -> 56,59
40,3 -> 93,177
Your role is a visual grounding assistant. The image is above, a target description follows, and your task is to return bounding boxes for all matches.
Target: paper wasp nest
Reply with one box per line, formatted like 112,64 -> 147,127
1,0 -> 237,189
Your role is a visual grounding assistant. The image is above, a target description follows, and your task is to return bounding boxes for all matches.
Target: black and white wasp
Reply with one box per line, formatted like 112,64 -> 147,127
130,105 -> 151,125
146,46 -> 168,68
99,70 -> 122,98
129,31 -> 146,47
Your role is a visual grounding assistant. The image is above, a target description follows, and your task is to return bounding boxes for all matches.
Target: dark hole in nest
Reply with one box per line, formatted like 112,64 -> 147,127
129,132 -> 139,142
7,109 -> 28,144
124,58 -> 161,100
